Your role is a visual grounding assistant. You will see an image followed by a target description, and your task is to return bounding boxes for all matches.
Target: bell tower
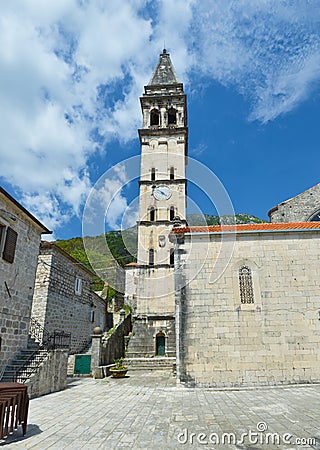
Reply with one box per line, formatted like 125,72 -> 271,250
126,49 -> 188,358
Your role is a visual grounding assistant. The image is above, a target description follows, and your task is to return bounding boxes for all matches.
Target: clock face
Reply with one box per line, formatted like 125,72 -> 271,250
310,212 -> 320,221
154,185 -> 171,201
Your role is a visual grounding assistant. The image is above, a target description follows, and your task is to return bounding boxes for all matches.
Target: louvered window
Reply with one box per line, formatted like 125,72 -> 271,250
3,227 -> 18,263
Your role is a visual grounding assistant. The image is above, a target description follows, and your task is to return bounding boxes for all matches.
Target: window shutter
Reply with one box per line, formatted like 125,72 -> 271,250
3,227 -> 18,263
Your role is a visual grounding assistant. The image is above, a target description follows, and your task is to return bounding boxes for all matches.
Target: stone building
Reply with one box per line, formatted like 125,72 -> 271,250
32,241 -> 106,354
123,49 -> 320,387
0,186 -> 51,375
172,222 -> 320,387
269,183 -> 320,222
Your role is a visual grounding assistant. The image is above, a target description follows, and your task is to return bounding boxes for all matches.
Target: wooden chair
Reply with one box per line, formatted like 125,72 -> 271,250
0,382 -> 29,437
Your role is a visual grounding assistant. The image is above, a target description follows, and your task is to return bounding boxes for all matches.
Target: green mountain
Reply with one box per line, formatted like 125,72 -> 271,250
55,213 -> 265,291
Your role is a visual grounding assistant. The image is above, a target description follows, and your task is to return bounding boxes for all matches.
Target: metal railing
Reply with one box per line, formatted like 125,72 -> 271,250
29,317 -> 71,350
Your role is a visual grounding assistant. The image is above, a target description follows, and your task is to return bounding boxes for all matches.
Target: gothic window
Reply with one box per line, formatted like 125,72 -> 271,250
238,266 -> 254,304
150,207 -> 156,221
149,249 -> 154,266
169,206 -> 175,221
150,109 -> 160,126
170,167 -> 174,180
151,168 -> 155,181
168,107 -> 177,125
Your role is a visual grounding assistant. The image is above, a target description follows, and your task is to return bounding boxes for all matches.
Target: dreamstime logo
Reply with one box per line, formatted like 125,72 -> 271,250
82,154 -> 236,296
177,422 -> 316,447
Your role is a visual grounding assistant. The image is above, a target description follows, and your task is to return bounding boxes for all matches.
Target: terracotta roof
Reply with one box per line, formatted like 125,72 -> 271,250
125,262 -> 138,267
173,222 -> 320,234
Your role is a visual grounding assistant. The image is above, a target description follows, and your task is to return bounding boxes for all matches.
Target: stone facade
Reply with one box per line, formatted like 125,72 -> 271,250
26,349 -> 68,399
0,187 -> 50,375
32,242 -> 106,354
126,49 -> 187,357
173,224 -> 320,387
269,183 -> 320,222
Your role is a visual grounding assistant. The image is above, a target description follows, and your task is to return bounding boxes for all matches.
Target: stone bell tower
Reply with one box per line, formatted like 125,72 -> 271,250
126,49 -> 188,358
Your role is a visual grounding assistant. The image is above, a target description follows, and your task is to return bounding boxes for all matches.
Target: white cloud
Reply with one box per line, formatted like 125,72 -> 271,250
1,0 -> 320,235
190,0 -> 320,122
0,0 -> 153,231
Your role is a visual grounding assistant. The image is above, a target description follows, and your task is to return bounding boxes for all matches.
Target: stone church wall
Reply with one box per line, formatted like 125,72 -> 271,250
176,230 -> 320,387
269,183 -> 320,222
32,243 -> 106,354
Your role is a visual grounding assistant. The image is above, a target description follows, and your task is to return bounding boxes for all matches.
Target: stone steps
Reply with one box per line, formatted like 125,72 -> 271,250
124,357 -> 176,371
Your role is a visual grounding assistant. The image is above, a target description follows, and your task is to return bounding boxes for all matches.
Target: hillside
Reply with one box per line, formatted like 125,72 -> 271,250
55,213 -> 265,291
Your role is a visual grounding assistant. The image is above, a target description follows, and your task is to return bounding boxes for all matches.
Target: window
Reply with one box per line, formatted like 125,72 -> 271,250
238,266 -> 254,304
150,207 -> 156,221
75,277 -> 82,295
170,249 -> 174,266
2,227 -> 18,264
168,108 -> 177,125
149,249 -> 154,266
169,207 -> 175,221
151,168 -> 156,181
170,167 -> 174,180
90,310 -> 95,323
150,109 -> 160,126
0,225 -> 5,250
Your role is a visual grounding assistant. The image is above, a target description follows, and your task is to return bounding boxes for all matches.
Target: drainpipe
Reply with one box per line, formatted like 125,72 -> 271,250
170,216 -> 184,385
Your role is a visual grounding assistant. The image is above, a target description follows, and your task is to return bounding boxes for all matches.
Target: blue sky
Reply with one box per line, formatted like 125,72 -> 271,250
1,0 -> 320,240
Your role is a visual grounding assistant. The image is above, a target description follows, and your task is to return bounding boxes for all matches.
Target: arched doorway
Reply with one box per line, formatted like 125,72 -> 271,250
156,332 -> 166,356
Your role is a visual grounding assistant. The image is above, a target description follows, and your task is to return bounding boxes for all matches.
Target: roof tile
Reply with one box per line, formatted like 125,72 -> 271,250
173,222 -> 320,234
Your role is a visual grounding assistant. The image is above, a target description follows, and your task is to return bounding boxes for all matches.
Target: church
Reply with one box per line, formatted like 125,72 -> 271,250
125,50 -> 320,387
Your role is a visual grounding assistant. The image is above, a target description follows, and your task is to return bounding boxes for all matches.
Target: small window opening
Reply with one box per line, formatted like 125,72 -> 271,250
150,207 -> 155,221
170,167 -> 174,180
150,109 -> 160,126
170,250 -> 174,266
170,207 -> 175,221
168,108 -> 177,125
151,168 -> 156,181
149,249 -> 154,266
75,277 -> 83,295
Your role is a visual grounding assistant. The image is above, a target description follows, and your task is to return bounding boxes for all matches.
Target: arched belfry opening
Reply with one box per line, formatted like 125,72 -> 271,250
156,331 -> 166,356
168,107 -> 177,125
150,109 -> 160,126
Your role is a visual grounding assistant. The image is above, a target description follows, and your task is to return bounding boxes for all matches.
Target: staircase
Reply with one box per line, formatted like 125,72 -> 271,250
1,317 -> 71,383
124,357 -> 176,372
1,336 -> 49,382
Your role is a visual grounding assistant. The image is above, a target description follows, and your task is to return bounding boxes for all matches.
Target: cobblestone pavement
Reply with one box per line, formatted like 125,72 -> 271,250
1,371 -> 320,450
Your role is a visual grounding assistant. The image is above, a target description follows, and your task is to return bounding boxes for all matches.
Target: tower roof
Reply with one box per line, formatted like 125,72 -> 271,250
148,49 -> 180,86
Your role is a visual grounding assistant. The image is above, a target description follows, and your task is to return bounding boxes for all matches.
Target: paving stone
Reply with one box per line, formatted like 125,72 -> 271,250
1,371 -> 319,449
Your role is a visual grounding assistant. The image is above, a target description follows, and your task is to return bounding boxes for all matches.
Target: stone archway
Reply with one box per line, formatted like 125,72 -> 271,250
156,331 -> 166,356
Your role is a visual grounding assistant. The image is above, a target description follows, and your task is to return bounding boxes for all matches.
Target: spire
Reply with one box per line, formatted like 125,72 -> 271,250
148,49 -> 180,86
